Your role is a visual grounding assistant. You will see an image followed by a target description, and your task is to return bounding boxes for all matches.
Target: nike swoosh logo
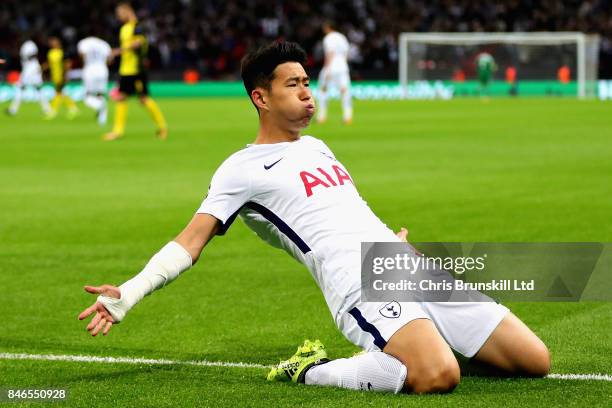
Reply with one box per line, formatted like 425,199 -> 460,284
264,158 -> 283,170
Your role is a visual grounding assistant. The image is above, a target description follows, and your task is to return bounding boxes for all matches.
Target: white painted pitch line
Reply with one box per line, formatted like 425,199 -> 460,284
0,352 -> 271,370
546,373 -> 612,382
1,352 -> 611,382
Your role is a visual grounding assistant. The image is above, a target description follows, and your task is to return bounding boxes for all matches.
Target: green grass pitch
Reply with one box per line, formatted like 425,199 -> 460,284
1,97 -> 611,406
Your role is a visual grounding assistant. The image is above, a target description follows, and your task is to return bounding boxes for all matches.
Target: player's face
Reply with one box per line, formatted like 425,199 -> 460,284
264,62 -> 315,130
115,6 -> 129,22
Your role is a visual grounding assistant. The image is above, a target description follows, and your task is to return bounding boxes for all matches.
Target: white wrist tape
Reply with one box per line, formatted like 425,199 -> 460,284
97,241 -> 192,322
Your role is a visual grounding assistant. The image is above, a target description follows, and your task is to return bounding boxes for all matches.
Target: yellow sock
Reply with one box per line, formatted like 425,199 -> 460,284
51,95 -> 62,112
63,95 -> 77,110
143,98 -> 167,130
112,101 -> 128,135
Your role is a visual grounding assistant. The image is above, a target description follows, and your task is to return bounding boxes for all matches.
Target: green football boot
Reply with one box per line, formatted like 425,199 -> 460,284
266,339 -> 329,383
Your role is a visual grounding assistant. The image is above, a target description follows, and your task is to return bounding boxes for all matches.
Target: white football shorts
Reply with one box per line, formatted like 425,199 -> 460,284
318,67 -> 351,91
19,65 -> 43,87
337,300 -> 509,358
83,66 -> 109,94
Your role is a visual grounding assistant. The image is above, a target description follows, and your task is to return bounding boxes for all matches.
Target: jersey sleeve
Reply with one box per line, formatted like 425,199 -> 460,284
77,40 -> 85,55
103,41 -> 112,58
133,24 -> 146,46
322,36 -> 331,54
311,136 -> 337,160
196,158 -> 252,235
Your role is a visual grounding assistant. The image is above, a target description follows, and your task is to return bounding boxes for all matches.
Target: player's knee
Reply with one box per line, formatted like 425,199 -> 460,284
522,341 -> 551,377
406,361 -> 460,394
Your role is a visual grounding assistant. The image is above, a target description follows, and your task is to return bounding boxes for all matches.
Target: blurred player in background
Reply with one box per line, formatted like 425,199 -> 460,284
317,21 -> 352,125
45,36 -> 79,119
103,2 -> 167,141
78,36 -> 112,125
476,52 -> 497,98
6,40 -> 52,117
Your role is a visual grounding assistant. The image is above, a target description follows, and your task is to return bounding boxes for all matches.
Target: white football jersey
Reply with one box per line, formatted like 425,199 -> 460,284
78,37 -> 111,68
19,41 -> 41,76
323,31 -> 350,73
197,136 -> 400,319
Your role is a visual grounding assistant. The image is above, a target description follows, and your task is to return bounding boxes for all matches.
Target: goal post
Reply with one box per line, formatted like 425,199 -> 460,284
398,32 -> 600,99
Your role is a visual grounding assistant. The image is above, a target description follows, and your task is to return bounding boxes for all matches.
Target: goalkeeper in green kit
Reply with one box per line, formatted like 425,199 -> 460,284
476,52 -> 497,97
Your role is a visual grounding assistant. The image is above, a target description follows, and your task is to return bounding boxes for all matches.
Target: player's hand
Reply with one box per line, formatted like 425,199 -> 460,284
395,227 -> 422,256
78,285 -> 120,336
396,227 -> 409,242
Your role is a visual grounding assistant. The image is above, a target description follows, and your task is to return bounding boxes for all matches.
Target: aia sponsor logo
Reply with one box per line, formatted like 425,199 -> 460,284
299,165 -> 353,197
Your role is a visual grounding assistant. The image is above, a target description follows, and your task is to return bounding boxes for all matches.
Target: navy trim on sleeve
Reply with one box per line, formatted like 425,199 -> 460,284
215,207 -> 242,236
244,202 -> 311,254
213,201 -> 311,255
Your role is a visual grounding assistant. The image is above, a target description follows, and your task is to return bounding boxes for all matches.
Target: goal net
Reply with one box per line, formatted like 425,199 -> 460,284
398,32 -> 600,99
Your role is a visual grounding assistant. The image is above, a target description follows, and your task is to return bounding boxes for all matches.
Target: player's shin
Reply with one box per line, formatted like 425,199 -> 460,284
112,101 -> 128,135
64,94 -> 78,110
8,86 -> 23,114
96,241 -> 192,322
143,97 -> 167,130
341,89 -> 352,122
317,90 -> 328,123
98,97 -> 108,125
305,352 -> 406,393
38,87 -> 52,114
84,94 -> 102,110
51,94 -> 62,112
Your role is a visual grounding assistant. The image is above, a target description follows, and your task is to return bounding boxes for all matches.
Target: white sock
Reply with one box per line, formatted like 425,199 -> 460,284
9,85 -> 23,114
305,352 -> 406,393
98,100 -> 107,125
37,87 -> 51,114
84,94 -> 107,124
341,89 -> 352,121
84,95 -> 102,110
317,89 -> 328,122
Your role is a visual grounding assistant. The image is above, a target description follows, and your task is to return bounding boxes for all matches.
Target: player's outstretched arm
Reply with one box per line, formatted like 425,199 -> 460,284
78,214 -> 219,336
174,213 -> 219,263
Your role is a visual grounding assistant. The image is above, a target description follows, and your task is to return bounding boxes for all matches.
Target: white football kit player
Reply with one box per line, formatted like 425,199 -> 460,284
317,31 -> 352,123
197,135 -> 508,357
7,41 -> 51,116
19,41 -> 43,86
77,37 -> 111,124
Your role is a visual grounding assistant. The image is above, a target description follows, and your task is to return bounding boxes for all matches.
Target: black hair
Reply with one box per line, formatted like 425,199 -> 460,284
240,41 -> 307,108
323,20 -> 335,30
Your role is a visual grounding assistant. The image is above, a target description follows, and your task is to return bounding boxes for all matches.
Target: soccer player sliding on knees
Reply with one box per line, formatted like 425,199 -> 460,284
79,41 -> 550,394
